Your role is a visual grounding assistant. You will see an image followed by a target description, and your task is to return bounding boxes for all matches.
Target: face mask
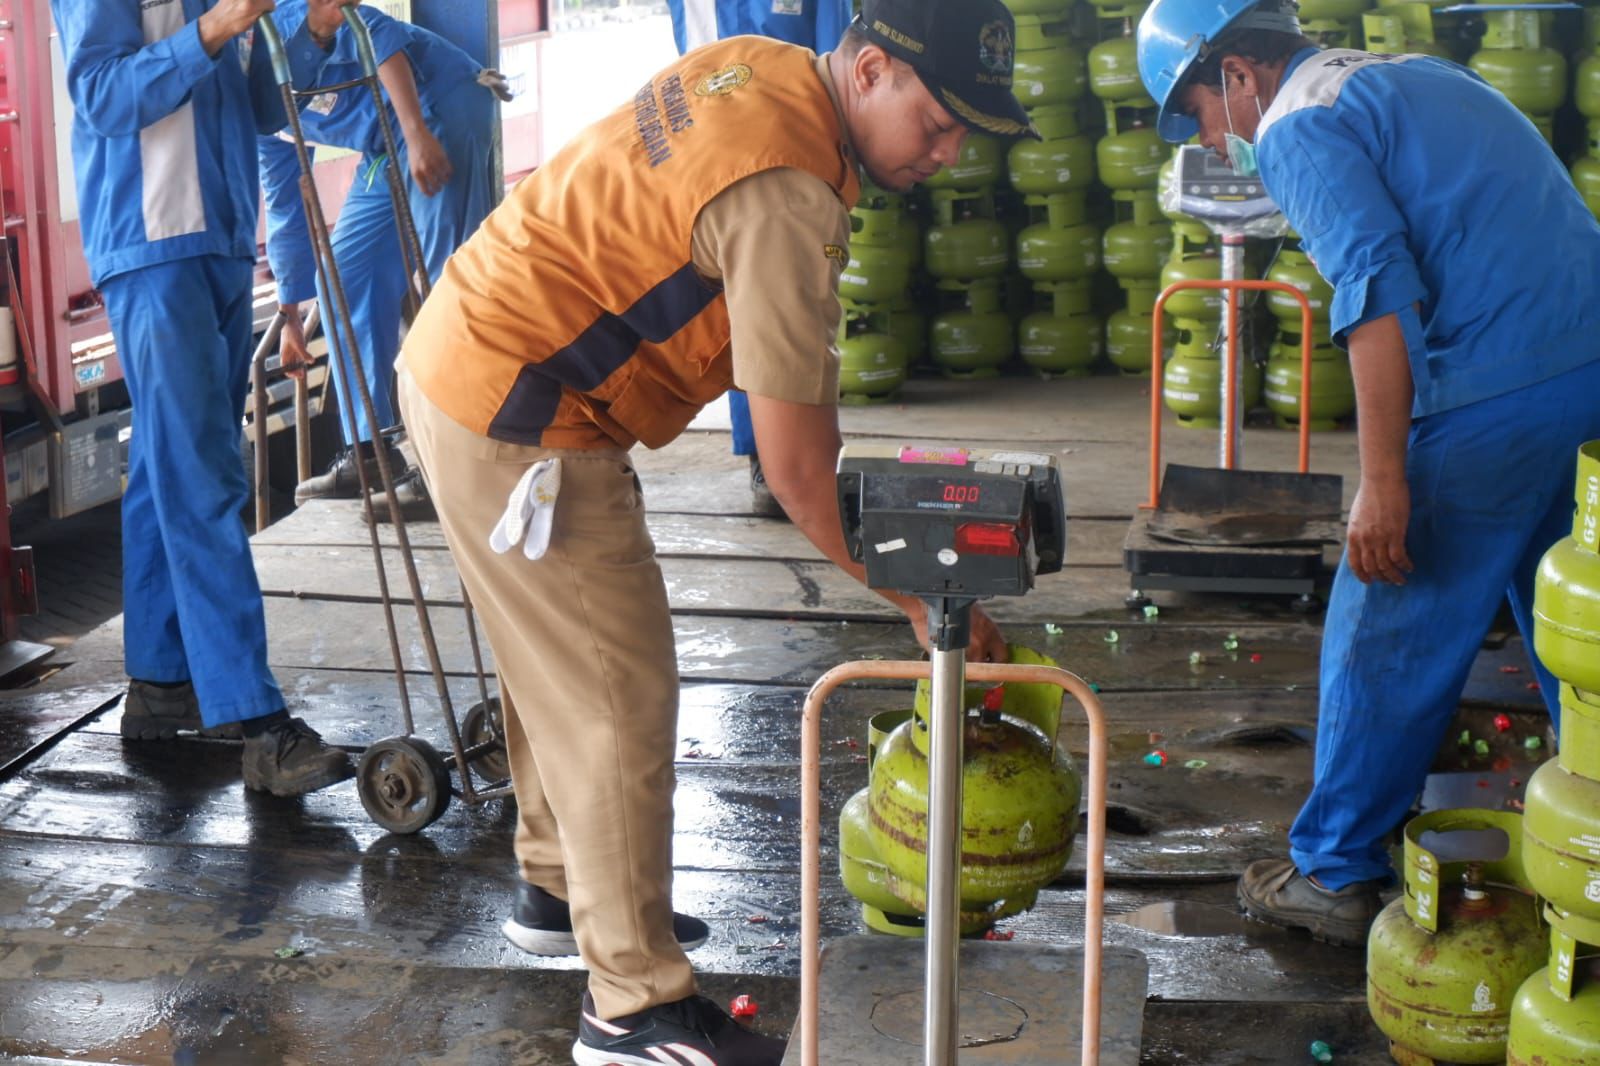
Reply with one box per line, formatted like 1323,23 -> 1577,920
1221,71 -> 1264,178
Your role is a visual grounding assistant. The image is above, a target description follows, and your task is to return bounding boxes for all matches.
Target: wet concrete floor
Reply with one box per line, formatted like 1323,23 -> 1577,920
0,377 -> 1557,1063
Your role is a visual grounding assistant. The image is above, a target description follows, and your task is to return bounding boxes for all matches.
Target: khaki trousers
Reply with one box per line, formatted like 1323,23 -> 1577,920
397,369 -> 695,1019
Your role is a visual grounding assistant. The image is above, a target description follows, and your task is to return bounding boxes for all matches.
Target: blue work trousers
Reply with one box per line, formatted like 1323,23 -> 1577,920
1291,357 -> 1600,888
103,255 -> 285,727
729,389 -> 756,456
324,80 -> 495,443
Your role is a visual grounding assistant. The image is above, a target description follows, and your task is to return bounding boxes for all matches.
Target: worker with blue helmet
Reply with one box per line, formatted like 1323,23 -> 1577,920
1137,0 -> 1600,945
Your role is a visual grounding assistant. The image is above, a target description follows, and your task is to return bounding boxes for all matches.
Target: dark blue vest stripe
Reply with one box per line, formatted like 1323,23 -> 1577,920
487,263 -> 722,443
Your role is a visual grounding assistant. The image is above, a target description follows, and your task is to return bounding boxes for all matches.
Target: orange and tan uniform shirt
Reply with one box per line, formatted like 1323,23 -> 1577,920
402,37 -> 861,450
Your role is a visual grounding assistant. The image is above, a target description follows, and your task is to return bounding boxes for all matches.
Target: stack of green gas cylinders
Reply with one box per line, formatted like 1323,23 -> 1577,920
1091,7 -> 1175,375
1570,12 -> 1600,216
1511,440 -> 1600,1064
925,136 -> 1014,378
1262,234 -> 1355,429
1007,3 -> 1103,378
837,182 -> 922,404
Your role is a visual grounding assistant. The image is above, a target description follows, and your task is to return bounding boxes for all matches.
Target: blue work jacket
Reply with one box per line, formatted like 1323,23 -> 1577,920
666,0 -> 851,52
1256,47 -> 1600,416
258,3 -> 481,303
53,0 -> 328,286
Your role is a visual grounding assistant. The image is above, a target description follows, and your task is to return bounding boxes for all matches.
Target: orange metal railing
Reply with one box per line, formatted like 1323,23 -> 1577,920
1145,279 -> 1316,509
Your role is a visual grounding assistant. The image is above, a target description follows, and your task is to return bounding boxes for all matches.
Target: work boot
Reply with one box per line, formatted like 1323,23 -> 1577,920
294,441 -> 407,504
120,681 -> 242,740
502,879 -> 709,956
573,991 -> 784,1066
1237,857 -> 1382,947
365,467 -> 437,523
748,454 -> 785,520
241,716 -> 354,796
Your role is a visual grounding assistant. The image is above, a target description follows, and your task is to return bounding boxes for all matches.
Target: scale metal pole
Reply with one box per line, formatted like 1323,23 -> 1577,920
923,598 -> 971,1065
1219,232 -> 1247,470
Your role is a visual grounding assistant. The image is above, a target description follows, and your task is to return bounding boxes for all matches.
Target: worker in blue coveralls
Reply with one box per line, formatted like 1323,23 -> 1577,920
666,0 -> 852,518
1137,0 -> 1600,946
52,0 -> 357,794
263,1 -> 505,517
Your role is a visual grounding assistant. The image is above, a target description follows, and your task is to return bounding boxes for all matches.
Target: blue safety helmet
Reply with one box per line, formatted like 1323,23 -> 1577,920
1137,0 -> 1303,142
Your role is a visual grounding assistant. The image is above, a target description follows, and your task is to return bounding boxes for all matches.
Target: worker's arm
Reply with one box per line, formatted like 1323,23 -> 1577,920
1344,312 -> 1415,585
1256,100 -> 1430,586
376,53 -> 453,196
259,134 -> 320,378
748,395 -> 1005,659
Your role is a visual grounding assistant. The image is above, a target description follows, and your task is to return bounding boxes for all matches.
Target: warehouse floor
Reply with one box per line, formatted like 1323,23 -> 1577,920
0,374 -> 1554,1064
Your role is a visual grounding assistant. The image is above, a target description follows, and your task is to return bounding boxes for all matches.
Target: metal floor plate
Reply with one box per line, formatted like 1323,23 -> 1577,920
781,937 -> 1148,1065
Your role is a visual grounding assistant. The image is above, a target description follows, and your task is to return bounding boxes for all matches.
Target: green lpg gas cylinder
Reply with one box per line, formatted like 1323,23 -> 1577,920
1578,53 -> 1600,119
924,134 -> 1007,192
1266,244 -> 1333,331
1160,223 -> 1224,320
1299,0 -> 1370,21
926,191 -> 1010,280
1018,281 -> 1102,378
1470,12 -> 1567,140
1007,106 -> 1096,196
1263,350 -> 1355,430
840,709 -> 924,935
1106,283 -> 1175,376
1102,191 -> 1171,283
1097,104 -> 1167,191
1534,441 -> 1600,695
930,280 -> 1013,378
1367,810 -> 1546,1065
838,328 -> 907,406
838,241 -> 914,304
1507,910 -> 1600,1066
1157,155 -> 1187,223
867,646 -> 1081,925
1088,24 -> 1144,103
1001,0 -> 1074,15
1016,194 -> 1101,283
881,300 -> 928,367
1012,15 -> 1087,110
1571,149 -> 1600,219
1361,4 -> 1452,58
1522,693 -> 1600,918
1163,344 -> 1263,428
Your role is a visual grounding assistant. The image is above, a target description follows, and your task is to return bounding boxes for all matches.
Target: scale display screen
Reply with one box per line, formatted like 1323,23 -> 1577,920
860,473 -> 1025,517
837,445 -> 1066,599
1171,144 -> 1281,226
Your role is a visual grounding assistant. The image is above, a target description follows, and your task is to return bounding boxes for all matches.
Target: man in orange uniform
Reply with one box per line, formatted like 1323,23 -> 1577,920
398,1 -> 1035,1061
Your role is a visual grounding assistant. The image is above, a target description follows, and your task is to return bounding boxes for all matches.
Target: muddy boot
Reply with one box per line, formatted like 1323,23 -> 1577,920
1237,857 -> 1381,947
121,681 -> 242,740
572,991 -> 785,1066
748,455 -> 785,520
366,467 -> 436,523
502,880 -> 709,956
241,716 -> 354,796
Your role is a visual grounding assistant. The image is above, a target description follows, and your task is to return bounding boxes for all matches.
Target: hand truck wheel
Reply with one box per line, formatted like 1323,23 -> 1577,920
356,736 -> 452,834
462,697 -> 511,784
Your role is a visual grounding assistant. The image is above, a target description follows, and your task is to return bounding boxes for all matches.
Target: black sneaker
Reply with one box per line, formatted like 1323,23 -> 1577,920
574,991 -> 785,1066
121,681 -> 242,740
502,880 -> 709,956
241,716 -> 355,796
294,443 -> 408,504
748,455 -> 785,520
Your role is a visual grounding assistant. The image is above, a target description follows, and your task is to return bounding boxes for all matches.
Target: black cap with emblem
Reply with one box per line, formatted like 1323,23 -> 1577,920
854,0 -> 1040,140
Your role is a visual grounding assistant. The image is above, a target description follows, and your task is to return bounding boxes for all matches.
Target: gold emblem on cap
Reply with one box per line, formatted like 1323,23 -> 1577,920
823,244 -> 848,266
940,88 -> 1033,138
694,63 -> 753,97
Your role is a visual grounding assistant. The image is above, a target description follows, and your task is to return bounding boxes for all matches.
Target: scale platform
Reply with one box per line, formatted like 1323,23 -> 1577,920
1124,465 -> 1341,601
780,937 -> 1148,1065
